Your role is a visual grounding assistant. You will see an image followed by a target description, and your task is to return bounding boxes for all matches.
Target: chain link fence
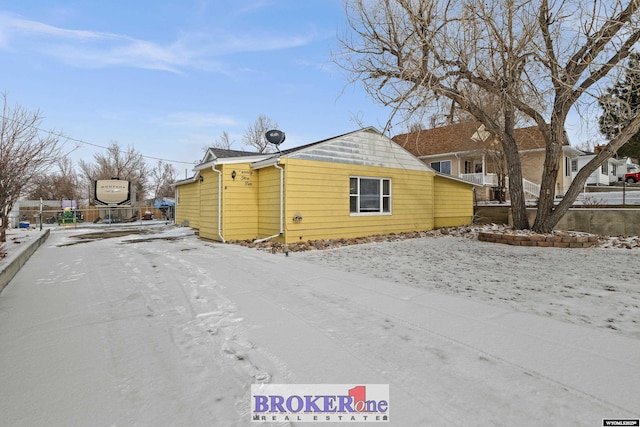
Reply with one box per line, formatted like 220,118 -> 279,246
12,201 -> 174,228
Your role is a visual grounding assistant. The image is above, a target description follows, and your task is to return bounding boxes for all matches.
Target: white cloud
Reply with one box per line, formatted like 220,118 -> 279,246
0,11 -> 316,73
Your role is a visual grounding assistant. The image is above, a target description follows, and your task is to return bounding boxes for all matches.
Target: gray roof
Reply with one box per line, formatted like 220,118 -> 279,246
205,129 -> 369,162
208,148 -> 262,158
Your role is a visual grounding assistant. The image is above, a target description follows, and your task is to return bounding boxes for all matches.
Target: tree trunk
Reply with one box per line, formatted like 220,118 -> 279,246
533,115 -> 640,232
502,111 -> 529,229
532,124 -> 563,233
504,144 -> 529,229
0,214 -> 6,243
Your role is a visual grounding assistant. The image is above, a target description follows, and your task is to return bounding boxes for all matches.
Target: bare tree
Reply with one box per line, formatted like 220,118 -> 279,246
215,131 -> 234,150
149,160 -> 177,202
242,114 -> 278,153
338,0 -> 640,232
78,141 -> 149,204
202,131 -> 236,154
26,156 -> 78,201
0,94 -> 63,242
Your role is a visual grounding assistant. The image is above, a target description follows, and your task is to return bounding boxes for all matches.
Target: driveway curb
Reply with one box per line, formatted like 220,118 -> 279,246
0,229 -> 50,294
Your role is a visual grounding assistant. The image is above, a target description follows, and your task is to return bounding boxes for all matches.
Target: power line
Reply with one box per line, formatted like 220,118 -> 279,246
0,113 -> 197,165
62,133 -> 196,165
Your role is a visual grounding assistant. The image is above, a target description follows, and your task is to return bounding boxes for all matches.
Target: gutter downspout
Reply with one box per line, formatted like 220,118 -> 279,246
212,166 -> 226,243
254,160 -> 283,243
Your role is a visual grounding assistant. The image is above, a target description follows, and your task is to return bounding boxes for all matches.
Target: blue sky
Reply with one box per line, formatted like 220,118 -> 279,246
0,0 -> 605,180
0,0 -> 395,176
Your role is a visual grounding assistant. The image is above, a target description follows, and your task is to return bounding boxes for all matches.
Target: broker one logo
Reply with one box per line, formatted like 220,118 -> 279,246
251,384 -> 389,423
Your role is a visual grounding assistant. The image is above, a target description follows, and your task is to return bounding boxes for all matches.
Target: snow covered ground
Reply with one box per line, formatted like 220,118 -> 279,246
0,224 -> 639,426
298,231 -> 640,339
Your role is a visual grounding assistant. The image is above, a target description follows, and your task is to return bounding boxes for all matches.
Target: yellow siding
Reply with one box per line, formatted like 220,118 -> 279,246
258,166 -> 282,238
175,180 -> 200,230
198,168 -> 220,241
220,163 -> 260,241
433,176 -> 474,227
177,157 -> 474,244
279,158 -> 435,244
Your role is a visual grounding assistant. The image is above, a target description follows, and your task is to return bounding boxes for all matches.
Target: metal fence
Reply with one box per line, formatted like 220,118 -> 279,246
14,203 -> 174,228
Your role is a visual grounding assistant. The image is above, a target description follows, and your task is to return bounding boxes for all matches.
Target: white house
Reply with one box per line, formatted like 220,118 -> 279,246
572,152 -> 636,185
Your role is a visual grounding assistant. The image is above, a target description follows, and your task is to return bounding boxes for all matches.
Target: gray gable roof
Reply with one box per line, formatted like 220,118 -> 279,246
211,148 -> 260,158
200,129 -> 375,166
253,127 -> 434,172
204,147 -> 262,161
197,128 -> 439,175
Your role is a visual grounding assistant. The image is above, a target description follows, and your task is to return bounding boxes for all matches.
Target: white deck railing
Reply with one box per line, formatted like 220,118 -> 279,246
458,173 -> 540,197
459,173 -> 498,186
522,178 -> 540,197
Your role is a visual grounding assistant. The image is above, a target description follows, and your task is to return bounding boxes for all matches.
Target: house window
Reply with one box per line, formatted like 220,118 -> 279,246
464,160 -> 473,174
602,161 -> 609,174
571,159 -> 578,172
565,157 -> 571,177
474,161 -> 483,173
350,177 -> 391,215
430,160 -> 452,175
176,189 -> 180,204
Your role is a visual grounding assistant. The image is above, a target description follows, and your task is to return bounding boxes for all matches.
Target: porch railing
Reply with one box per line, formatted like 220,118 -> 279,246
522,178 -> 540,197
459,173 -> 498,186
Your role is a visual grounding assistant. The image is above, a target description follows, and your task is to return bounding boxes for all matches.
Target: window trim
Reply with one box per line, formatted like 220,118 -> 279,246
430,160 -> 452,175
350,176 -> 392,216
464,160 -> 473,174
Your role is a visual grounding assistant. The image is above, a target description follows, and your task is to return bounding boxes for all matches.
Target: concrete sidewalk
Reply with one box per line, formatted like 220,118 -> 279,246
0,228 -> 50,293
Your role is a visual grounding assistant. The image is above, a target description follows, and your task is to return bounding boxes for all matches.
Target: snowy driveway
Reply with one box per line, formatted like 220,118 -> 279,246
0,225 -> 639,426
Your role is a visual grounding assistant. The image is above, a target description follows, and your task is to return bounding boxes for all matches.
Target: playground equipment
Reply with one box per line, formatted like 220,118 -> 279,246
57,208 -> 75,225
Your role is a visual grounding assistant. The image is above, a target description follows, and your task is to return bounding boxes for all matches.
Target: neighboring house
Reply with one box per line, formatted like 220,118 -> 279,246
571,152 -> 627,186
392,122 -> 582,201
174,127 -> 475,244
572,145 -> 639,186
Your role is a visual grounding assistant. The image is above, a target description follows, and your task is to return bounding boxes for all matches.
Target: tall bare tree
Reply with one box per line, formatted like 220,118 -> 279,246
214,131 -> 234,150
78,141 -> 149,204
26,156 -> 78,201
242,114 -> 278,153
338,0 -> 640,232
149,160 -> 177,202
202,131 -> 236,154
0,94 -> 63,242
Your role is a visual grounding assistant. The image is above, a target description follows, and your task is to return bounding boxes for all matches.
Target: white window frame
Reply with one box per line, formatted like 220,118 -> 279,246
350,176 -> 392,216
430,160 -> 452,175
464,160 -> 473,174
571,159 -> 578,173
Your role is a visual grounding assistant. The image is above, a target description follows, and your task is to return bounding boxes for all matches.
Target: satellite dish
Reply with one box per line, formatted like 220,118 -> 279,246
265,129 -> 286,146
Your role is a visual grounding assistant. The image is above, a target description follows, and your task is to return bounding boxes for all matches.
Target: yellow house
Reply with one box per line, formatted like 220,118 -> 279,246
174,127 -> 474,244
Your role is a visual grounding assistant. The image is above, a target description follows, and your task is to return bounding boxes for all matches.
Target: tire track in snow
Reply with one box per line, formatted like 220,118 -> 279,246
129,239 -> 293,424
